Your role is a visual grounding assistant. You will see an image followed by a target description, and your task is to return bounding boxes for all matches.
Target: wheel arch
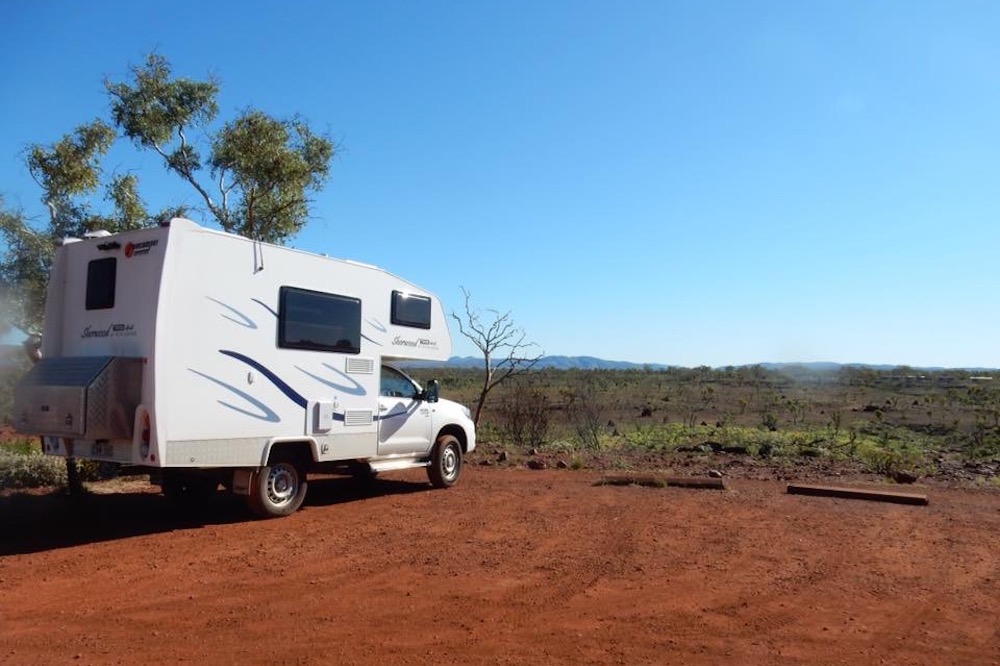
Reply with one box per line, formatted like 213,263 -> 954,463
436,424 -> 469,453
261,438 -> 317,468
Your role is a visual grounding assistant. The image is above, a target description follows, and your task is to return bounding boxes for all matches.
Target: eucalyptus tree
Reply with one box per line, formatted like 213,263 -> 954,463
0,119 -> 144,332
107,54 -> 334,242
0,53 -> 336,333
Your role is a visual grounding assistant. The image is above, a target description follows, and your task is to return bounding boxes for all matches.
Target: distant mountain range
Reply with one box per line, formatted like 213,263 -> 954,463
405,356 -> 996,372
0,344 -> 992,373
424,355 -> 673,370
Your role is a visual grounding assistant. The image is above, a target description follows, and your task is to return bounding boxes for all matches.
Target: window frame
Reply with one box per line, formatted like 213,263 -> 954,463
390,290 -> 432,330
85,257 -> 117,311
278,286 -> 362,354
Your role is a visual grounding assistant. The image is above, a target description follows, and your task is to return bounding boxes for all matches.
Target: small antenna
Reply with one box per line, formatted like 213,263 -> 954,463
254,239 -> 265,273
252,224 -> 265,273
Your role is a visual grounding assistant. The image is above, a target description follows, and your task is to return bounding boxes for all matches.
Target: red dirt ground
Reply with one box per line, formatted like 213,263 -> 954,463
1,468 -> 998,665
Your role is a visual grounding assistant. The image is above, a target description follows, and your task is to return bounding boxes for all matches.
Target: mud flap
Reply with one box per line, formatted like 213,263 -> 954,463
232,469 -> 255,496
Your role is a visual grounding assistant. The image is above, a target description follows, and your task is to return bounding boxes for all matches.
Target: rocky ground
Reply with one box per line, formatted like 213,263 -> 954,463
477,441 -> 1000,489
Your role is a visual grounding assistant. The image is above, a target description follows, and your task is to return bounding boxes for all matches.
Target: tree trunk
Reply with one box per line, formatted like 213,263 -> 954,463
474,357 -> 493,426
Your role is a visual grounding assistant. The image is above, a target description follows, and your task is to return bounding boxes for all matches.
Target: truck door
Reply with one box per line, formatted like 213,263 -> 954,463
377,365 -> 433,455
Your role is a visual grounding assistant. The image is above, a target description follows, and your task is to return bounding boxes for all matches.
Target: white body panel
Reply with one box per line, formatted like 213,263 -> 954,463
28,218 -> 475,470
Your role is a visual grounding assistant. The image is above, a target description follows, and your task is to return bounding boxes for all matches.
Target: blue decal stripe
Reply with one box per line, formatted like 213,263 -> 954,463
220,350 -> 308,408
252,298 -> 278,318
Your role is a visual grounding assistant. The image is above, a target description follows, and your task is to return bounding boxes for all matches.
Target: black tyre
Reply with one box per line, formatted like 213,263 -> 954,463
248,459 -> 308,518
427,434 -> 462,488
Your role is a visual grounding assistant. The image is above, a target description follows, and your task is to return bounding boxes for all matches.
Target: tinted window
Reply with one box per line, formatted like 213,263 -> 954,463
86,258 -> 117,310
279,287 -> 361,353
380,365 -> 418,398
391,291 -> 432,329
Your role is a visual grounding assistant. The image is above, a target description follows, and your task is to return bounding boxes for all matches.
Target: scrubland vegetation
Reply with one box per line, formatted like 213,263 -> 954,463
2,363 -> 998,490
0,436 -> 104,490
420,364 -> 1000,484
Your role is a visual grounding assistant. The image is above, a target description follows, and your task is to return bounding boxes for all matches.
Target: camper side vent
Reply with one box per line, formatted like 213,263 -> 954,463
345,358 -> 375,375
343,410 -> 373,427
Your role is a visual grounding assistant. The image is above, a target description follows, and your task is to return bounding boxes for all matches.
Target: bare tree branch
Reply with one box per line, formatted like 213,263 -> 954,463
450,287 -> 543,426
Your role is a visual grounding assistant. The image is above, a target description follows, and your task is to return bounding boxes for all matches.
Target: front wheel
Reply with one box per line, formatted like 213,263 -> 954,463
248,460 -> 308,518
427,434 -> 463,488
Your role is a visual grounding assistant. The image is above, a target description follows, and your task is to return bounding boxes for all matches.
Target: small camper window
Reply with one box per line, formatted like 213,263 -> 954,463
86,258 -> 117,310
391,291 -> 432,329
279,287 -> 361,353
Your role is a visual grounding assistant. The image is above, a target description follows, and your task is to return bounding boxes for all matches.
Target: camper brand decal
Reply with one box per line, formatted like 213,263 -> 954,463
392,336 -> 439,350
124,239 -> 159,258
81,323 -> 136,339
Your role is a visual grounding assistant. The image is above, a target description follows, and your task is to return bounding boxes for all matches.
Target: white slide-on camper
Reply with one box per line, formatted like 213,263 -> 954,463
14,218 -> 476,517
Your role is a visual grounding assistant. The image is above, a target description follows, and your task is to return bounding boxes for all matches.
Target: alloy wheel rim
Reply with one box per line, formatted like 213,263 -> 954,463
266,464 -> 297,506
442,446 -> 459,480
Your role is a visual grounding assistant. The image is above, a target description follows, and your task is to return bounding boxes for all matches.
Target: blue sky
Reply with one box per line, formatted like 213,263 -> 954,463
2,1 -> 998,367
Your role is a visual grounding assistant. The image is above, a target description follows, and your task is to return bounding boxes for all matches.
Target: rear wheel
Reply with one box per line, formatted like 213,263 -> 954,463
427,434 -> 462,488
248,459 -> 308,518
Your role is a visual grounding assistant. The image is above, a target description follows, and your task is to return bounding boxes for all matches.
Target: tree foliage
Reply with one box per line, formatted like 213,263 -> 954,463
26,119 -> 116,231
106,54 -> 333,241
0,202 -> 52,332
0,119 -> 142,332
0,53 -> 335,333
210,111 -> 334,240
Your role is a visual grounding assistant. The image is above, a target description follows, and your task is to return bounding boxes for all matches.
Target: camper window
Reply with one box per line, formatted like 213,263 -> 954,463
86,258 -> 117,310
390,291 -> 432,329
278,287 -> 361,353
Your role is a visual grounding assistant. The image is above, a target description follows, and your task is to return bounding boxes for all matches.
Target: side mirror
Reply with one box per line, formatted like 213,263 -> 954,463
423,379 -> 440,403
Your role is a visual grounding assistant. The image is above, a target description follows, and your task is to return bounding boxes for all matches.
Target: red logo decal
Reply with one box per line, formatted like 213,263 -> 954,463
124,242 -> 134,258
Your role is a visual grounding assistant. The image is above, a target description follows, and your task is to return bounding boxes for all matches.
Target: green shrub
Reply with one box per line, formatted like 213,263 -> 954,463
851,428 -> 925,477
0,448 -> 68,489
968,423 -> 1000,459
0,439 -> 102,490
496,386 -> 550,448
0,437 -> 41,456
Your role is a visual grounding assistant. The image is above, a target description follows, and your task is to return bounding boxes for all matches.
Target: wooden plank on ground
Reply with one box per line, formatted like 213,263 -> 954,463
598,475 -> 727,490
786,483 -> 929,506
